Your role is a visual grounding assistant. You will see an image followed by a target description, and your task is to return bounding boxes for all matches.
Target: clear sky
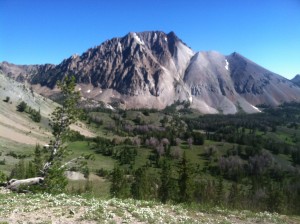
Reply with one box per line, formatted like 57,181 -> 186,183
1,0 -> 299,79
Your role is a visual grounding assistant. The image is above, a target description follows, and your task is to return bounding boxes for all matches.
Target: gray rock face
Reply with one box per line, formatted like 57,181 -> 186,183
1,31 -> 300,114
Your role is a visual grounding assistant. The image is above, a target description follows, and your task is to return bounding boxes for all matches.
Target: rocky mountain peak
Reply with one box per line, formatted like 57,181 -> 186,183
1,31 -> 300,114
292,74 -> 300,86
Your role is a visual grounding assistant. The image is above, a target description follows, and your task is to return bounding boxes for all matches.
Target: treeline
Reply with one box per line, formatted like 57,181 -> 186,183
82,102 -> 300,215
108,152 -> 300,214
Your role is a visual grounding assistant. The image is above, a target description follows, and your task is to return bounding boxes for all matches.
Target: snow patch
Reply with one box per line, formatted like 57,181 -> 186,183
225,59 -> 229,71
164,37 -> 168,42
251,105 -> 261,112
105,104 -> 115,111
117,42 -> 122,52
132,32 -> 144,45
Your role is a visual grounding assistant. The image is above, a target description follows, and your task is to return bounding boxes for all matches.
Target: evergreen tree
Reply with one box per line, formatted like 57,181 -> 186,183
26,161 -> 36,178
41,76 -> 81,192
131,167 -> 151,200
192,132 -> 205,145
178,151 -> 194,203
0,170 -> 7,183
159,158 -> 174,203
110,166 -> 131,198
33,144 -> 43,175
10,159 -> 26,179
16,101 -> 27,112
31,109 -> 41,122
266,183 -> 285,213
215,177 -> 224,206
44,163 -> 68,194
228,182 -> 239,208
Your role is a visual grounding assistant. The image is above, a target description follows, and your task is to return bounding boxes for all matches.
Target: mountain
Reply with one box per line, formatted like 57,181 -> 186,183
292,74 -> 300,87
1,31 -> 300,114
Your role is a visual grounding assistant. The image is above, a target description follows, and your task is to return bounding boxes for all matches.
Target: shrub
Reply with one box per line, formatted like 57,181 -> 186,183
3,96 -> 10,103
16,101 -> 27,112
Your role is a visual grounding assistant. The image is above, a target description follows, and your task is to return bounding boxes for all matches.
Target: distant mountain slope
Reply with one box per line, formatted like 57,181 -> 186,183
0,73 -> 54,145
292,74 -> 300,87
1,31 -> 300,114
0,73 -> 94,147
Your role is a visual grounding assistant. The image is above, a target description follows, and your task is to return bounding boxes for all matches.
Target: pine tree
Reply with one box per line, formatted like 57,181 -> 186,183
16,101 -> 27,112
215,176 -> 224,206
7,76 -> 84,193
159,158 -> 173,203
178,151 -> 194,203
131,167 -> 151,200
33,144 -> 43,175
110,166 -> 131,198
0,170 -> 7,183
228,182 -> 239,208
44,163 -> 68,194
10,159 -> 26,179
42,76 -> 81,192
26,161 -> 36,178
266,183 -> 285,213
31,109 -> 41,122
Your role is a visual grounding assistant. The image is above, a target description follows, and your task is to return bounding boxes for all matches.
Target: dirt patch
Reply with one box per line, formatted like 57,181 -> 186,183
66,171 -> 86,180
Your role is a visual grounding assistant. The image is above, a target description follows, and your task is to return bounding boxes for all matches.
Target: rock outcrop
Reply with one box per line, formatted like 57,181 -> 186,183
1,31 -> 300,114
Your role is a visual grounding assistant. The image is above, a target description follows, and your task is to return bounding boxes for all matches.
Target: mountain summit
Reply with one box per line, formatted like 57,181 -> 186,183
292,74 -> 300,87
1,31 -> 300,114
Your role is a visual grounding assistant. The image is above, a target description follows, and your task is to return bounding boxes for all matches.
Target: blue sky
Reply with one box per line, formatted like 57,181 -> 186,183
0,0 -> 299,79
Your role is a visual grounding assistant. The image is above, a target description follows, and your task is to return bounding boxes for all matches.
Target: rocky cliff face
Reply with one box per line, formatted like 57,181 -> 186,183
1,31 -> 300,114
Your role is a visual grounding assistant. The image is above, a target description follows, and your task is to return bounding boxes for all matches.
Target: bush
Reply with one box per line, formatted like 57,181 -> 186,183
30,109 -> 41,122
0,159 -> 6,165
192,132 -> 205,145
0,170 -> 6,183
16,101 -> 27,112
3,96 -> 10,103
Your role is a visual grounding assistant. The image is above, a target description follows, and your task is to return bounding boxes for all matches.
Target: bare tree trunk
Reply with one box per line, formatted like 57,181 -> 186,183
6,177 -> 44,191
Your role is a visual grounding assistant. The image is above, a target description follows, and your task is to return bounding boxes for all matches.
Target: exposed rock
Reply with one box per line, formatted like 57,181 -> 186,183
291,74 -> 300,87
1,31 -> 300,114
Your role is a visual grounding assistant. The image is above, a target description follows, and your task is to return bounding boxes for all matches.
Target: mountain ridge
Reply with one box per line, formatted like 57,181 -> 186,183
1,31 -> 300,114
292,74 -> 300,87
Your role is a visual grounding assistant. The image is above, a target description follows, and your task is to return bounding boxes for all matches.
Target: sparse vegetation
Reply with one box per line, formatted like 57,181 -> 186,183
16,101 -> 27,112
0,191 -> 294,223
3,96 -> 10,103
16,101 -> 41,122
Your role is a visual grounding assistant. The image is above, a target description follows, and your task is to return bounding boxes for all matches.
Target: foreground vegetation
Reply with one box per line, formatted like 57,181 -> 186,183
0,189 -> 297,224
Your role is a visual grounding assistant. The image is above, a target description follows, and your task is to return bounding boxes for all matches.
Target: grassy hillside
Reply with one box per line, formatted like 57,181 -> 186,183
0,189 -> 298,224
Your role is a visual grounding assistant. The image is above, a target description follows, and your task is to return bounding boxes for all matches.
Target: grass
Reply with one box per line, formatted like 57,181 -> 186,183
66,141 -> 116,172
0,190 -> 296,223
0,138 -> 34,175
67,176 -> 111,198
